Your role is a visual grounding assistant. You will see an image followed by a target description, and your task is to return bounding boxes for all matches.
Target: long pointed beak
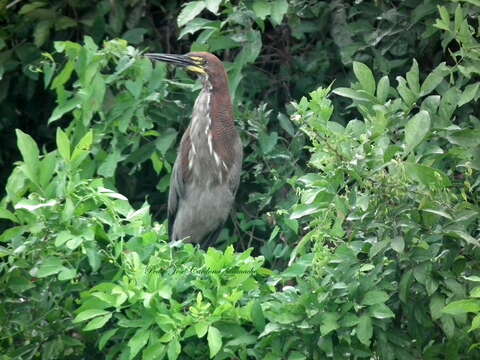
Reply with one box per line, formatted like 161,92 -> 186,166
145,53 -> 195,67
145,53 -> 206,74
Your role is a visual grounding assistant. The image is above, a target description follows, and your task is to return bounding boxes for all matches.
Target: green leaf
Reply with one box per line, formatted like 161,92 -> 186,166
320,312 -> 339,335
35,257 -> 64,278
290,203 -> 321,219
369,303 -> 395,319
0,208 -> 18,223
396,76 -> 417,106
83,313 -> 112,331
56,128 -> 71,161
58,267 -> 76,281
205,0 -> 222,14
458,82 -> 479,107
362,290 -> 389,305
447,129 -> 480,147
270,0 -> 288,25
430,295 -> 445,320
357,315 -> 373,346
207,326 -> 222,358
376,75 -> 390,103
333,87 -> 374,102
405,163 -> 451,187
406,59 -> 420,95
16,129 -> 39,182
442,299 -> 480,315
470,314 -> 480,332
391,236 -> 405,253
99,328 -> 118,350
71,130 -> 93,166
167,338 -> 181,360
128,328 -> 151,359
48,96 -> 82,123
143,340 -> 166,360
251,300 -> 266,332
194,322 -> 209,338
353,62 -> 376,96
74,309 -> 111,323
178,1 -> 206,27
259,132 -> 278,154
253,0 -> 270,20
34,20 -> 51,47
97,150 -> 124,177
420,62 -> 449,96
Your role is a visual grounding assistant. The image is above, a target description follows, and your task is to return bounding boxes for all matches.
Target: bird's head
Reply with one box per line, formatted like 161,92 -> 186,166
145,51 -> 228,88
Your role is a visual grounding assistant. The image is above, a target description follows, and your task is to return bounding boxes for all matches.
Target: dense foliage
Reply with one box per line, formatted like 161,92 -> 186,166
1,0 -> 480,359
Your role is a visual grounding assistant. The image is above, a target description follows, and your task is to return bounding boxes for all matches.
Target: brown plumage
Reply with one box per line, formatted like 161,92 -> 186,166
145,52 -> 243,248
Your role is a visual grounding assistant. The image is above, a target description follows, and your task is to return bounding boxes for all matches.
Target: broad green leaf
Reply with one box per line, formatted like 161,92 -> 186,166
83,313 -> 112,331
290,203 -> 322,219
56,128 -> 70,161
430,295 -> 445,320
470,314 -> 480,332
376,75 -> 390,103
420,62 -> 449,96
207,326 -> 222,358
167,338 -> 181,360
194,322 -> 209,338
333,87 -> 374,102
0,208 -> 18,223
16,129 -> 39,182
369,303 -> 395,319
447,129 -> 480,147
58,267 -> 77,281
259,132 -> 278,154
178,1 -> 206,27
39,151 -> 56,187
33,20 -> 51,47
253,0 -> 270,20
458,82 -> 479,107
405,163 -> 451,187
48,96 -> 82,123
353,62 -> 375,96
404,111 -> 430,153
205,0 -> 221,14
73,309 -> 111,323
128,328 -> 151,359
391,236 -> 405,253
97,151 -> 124,177
362,290 -> 389,305
34,257 -> 64,278
143,340 -> 166,360
396,76 -> 417,106
320,313 -> 339,335
288,352 -> 306,360
406,59 -> 420,95
99,328 -> 118,350
442,299 -> 480,315
270,0 -> 288,25
471,287 -> 480,298
357,315 -> 373,346
71,130 -> 93,166
155,128 -> 178,155
251,300 -> 266,332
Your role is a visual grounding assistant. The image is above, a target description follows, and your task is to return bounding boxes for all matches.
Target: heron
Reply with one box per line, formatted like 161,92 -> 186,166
145,52 -> 242,248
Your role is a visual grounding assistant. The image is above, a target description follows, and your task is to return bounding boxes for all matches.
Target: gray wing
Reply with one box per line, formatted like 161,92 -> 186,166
227,136 -> 243,195
167,157 -> 184,241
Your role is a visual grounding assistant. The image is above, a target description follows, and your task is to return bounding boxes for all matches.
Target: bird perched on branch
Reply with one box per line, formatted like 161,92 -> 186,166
145,52 -> 242,248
